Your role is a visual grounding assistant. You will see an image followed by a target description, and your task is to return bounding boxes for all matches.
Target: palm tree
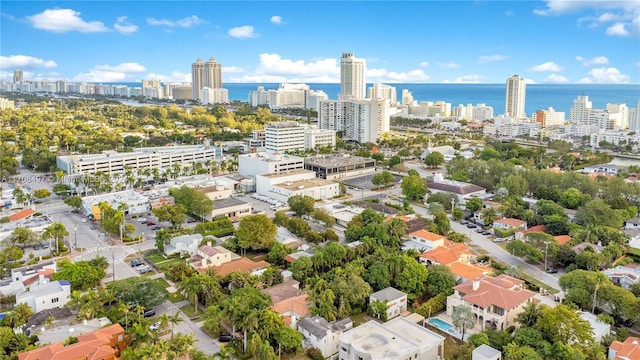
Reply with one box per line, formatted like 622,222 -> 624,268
134,303 -> 146,323
203,305 -> 224,335
179,274 -> 203,313
166,312 -> 184,339
256,310 -> 283,340
214,344 -> 236,360
452,304 -> 476,340
593,271 -> 609,313
42,222 -> 68,255
66,290 -> 84,313
481,208 -> 498,227
516,301 -> 542,327
237,309 -> 260,353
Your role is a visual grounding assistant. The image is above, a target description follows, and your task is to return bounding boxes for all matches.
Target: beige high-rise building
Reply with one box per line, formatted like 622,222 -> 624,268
191,57 -> 205,100
340,52 -> 366,100
204,57 -> 222,89
505,75 -> 526,119
13,70 -> 23,83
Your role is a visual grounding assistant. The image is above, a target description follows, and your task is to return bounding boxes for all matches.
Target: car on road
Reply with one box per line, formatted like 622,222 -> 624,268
143,309 -> 156,317
186,218 -> 197,223
33,244 -> 40,250
130,259 -> 143,267
493,237 -> 505,243
218,334 -> 233,342
460,220 -> 469,225
482,230 -> 491,236
137,218 -> 147,223
90,226 -> 97,230
466,223 -> 477,229
42,242 -> 49,249
149,321 -> 162,331
151,225 -> 161,230
546,268 -> 558,274
146,222 -> 156,226
81,218 -> 88,223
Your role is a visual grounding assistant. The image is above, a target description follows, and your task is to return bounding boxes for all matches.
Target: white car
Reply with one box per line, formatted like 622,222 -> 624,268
149,321 -> 162,331
81,218 -> 87,223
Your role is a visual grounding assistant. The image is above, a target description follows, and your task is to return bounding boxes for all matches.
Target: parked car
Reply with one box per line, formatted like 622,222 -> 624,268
460,220 -> 469,225
482,230 -> 491,236
218,334 -> 233,342
149,321 -> 162,331
130,259 -> 143,267
137,264 -> 152,274
186,218 -> 197,223
546,268 -> 558,274
137,218 -> 147,223
151,225 -> 161,230
146,222 -> 156,226
143,309 -> 156,317
493,237 -> 505,243
42,242 -> 49,249
90,226 -> 97,230
33,244 -> 40,250
466,223 -> 477,229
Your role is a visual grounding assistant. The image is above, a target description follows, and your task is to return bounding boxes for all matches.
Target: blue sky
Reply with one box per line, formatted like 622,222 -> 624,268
1,1 -> 639,84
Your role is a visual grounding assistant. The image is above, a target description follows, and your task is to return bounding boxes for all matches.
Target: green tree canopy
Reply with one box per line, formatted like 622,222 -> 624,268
235,214 -> 277,251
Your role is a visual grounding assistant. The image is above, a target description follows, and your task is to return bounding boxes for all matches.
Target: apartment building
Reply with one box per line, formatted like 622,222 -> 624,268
265,121 -> 306,152
248,83 -> 329,110
56,144 -> 223,175
237,152 -> 304,177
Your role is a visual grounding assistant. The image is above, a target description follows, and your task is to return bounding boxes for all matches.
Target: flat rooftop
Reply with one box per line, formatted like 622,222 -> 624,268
259,169 -> 314,178
275,178 -> 336,191
59,145 -> 219,161
82,190 -> 149,205
304,155 -> 375,168
214,197 -> 250,209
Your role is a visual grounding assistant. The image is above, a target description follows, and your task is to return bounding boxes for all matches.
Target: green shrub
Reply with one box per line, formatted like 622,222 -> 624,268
305,348 -> 324,360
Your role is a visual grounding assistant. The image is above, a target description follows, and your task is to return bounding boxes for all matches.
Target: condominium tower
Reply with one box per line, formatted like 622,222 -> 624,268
13,70 -> 23,83
340,52 -> 366,100
204,57 -> 222,89
191,58 -> 205,100
505,75 -> 526,119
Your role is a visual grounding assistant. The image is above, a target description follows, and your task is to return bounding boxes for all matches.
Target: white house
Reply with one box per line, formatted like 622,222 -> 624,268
492,218 -> 527,231
603,265 -> 640,290
297,316 -> 353,358
16,280 -> 71,313
405,230 -> 447,253
580,311 -> 611,343
369,287 -> 407,320
164,233 -> 203,257
427,173 -> 486,204
338,317 -> 445,360
472,344 -> 502,360
625,217 -> 640,230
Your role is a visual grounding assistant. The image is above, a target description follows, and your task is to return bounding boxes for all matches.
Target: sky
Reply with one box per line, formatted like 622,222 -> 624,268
1,1 -> 639,84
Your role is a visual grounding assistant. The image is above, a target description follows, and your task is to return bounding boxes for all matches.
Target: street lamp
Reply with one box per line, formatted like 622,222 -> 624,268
74,225 -> 78,249
451,198 -> 455,215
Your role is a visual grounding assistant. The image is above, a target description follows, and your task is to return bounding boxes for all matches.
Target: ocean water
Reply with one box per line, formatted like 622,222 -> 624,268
105,82 -> 639,115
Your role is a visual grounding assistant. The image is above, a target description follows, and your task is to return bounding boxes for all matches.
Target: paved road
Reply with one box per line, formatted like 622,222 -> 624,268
156,300 -> 220,355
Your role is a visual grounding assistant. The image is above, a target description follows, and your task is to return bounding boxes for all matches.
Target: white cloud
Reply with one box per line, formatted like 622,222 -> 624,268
147,15 -> 204,28
228,25 -> 258,39
544,74 -> 570,83
270,16 -> 283,25
32,72 -> 63,80
577,67 -> 630,83
26,8 -> 109,33
74,62 -> 147,82
528,62 -> 563,72
606,22 -> 629,36
419,61 -> 429,67
145,71 -> 191,83
535,1 -> 639,37
478,54 -> 508,63
94,63 -> 146,72
384,70 -> 430,83
575,56 -> 609,66
0,55 -> 58,69
524,78 -> 537,84
114,16 -> 138,34
437,62 -> 461,69
447,74 -> 489,83
222,66 -> 244,74
0,71 -> 35,80
254,53 -> 338,77
635,61 -> 640,69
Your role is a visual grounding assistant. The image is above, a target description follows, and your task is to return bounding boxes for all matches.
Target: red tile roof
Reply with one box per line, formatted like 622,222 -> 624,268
9,209 -> 36,222
203,257 -> 270,277
409,230 -> 446,242
271,294 -> 310,319
449,262 -> 492,280
494,218 -> 527,227
554,235 -> 572,245
519,225 -> 546,234
454,274 -> 535,310
609,337 -> 640,360
419,243 -> 471,265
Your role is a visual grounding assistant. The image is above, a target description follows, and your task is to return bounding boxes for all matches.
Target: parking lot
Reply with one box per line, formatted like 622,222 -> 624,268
342,173 -> 403,190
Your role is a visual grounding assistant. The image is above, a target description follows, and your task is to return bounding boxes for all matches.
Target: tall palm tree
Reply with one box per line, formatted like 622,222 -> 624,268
167,312 -> 184,339
515,301 -> 542,327
452,304 -> 476,340
179,274 -> 203,313
236,309 -> 260,353
593,271 -> 609,313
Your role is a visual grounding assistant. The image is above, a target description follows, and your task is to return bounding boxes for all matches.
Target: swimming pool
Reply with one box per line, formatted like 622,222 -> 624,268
428,318 -> 454,331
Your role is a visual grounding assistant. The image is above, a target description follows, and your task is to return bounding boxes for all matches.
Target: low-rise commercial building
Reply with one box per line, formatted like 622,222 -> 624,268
256,169 -> 339,203
81,190 -> 150,220
304,154 -> 375,180
209,197 -> 252,221
238,152 -> 304,178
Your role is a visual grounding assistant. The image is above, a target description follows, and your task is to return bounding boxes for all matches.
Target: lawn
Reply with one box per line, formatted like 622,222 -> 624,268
168,291 -> 185,303
180,304 -> 206,321
148,277 -> 171,294
146,253 -> 183,270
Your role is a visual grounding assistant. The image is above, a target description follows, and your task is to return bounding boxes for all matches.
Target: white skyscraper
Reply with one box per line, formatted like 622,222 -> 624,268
368,83 -> 397,105
569,95 -> 593,124
204,56 -> 222,89
318,98 -> 390,143
505,75 -> 526,119
340,52 -> 366,100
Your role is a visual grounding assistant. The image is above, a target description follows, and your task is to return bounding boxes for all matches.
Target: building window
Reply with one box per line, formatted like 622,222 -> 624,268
51,297 -> 59,303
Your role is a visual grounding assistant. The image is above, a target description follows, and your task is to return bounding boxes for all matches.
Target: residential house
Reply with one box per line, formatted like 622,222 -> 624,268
572,242 -> 604,255
427,173 -> 487,204
369,287 -> 407,320
446,274 -> 537,331
261,279 -> 310,327
626,229 -> 640,250
625,217 -> 640,230
338,317 -> 445,360
473,201 -> 502,225
472,344 -> 502,360
188,244 -> 239,270
284,250 -> 314,264
554,235 -> 572,246
604,265 -> 640,289
493,218 -> 527,232
405,230 -> 447,252
16,280 -> 71,313
580,311 -> 611,343
297,316 -> 353,358
514,225 -> 546,240
18,324 -> 127,360
0,261 -> 56,297
206,257 -> 270,277
164,233 -> 203,257
419,243 -> 491,281
609,336 -> 640,360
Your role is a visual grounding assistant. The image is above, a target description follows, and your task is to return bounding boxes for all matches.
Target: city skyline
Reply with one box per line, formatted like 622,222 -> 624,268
1,1 -> 639,84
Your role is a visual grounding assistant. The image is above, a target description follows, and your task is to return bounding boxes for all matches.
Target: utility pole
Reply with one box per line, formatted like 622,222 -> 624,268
74,225 -> 78,249
112,250 -> 116,283
544,241 -> 550,271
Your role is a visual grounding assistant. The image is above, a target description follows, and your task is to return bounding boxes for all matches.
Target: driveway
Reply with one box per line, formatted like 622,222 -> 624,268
156,300 -> 220,355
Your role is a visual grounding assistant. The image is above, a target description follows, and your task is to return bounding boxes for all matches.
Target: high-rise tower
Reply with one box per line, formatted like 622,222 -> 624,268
13,70 -> 24,83
191,58 -> 205,100
204,57 -> 222,89
340,52 -> 366,100
505,75 -> 526,119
